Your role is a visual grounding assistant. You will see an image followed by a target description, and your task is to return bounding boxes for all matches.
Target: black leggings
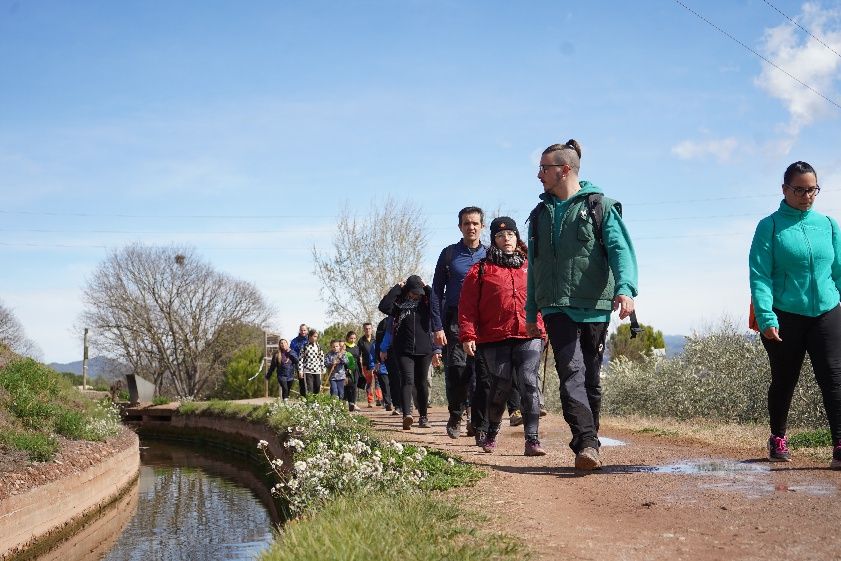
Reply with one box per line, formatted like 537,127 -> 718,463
397,353 -> 432,418
762,305 -> 841,443
278,379 -> 290,400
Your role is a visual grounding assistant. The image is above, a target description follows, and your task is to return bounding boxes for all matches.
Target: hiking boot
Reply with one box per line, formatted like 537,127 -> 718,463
482,435 -> 497,453
402,415 -> 414,430
348,403 -> 356,412
385,404 -> 393,412
367,402 -> 374,408
768,435 -> 792,462
574,447 -> 602,470
524,439 -> 547,457
391,408 -> 399,415
376,400 -> 382,406
539,406 -> 548,417
474,430 -> 487,447
446,414 -> 462,439
509,409 -> 523,427
831,440 -> 841,470
466,421 -> 476,437
418,416 -> 430,428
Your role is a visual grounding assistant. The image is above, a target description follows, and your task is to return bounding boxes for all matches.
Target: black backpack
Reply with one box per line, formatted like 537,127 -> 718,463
527,193 -> 642,338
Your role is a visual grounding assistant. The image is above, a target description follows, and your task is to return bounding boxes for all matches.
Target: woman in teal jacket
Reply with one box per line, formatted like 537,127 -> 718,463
749,160 -> 841,468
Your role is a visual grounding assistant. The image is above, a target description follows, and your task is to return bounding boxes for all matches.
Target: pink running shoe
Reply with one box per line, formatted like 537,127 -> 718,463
768,434 -> 791,462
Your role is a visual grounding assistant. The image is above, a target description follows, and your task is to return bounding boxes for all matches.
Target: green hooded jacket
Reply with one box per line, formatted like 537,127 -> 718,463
525,180 -> 638,322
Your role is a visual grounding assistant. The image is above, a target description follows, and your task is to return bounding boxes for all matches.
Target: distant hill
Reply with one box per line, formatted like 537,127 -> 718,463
663,334 -> 687,358
48,356 -> 129,381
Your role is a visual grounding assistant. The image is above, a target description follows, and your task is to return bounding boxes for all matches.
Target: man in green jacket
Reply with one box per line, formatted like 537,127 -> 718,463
526,139 -> 638,470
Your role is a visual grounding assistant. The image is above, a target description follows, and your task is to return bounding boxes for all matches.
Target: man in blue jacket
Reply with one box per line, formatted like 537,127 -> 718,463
289,324 -> 309,397
430,207 -> 488,440
526,139 -> 638,471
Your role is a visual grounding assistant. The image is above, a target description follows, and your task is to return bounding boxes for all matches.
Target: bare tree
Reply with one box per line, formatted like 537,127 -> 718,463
0,299 -> 40,358
81,244 -> 271,398
313,197 -> 428,324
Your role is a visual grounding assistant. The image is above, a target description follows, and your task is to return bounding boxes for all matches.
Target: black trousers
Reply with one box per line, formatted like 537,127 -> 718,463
397,353 -> 432,418
376,372 -> 392,406
762,305 -> 841,443
544,312 -> 608,452
344,370 -> 358,406
297,377 -> 307,398
443,308 -> 475,417
306,373 -> 321,394
278,379 -> 290,400
387,353 -> 402,411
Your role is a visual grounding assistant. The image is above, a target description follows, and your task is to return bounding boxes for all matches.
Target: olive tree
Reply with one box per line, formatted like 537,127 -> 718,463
312,197 -> 428,324
81,244 -> 270,398
608,323 -> 666,362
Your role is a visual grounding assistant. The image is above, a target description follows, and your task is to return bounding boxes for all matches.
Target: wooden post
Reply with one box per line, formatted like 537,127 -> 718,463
82,328 -> 89,390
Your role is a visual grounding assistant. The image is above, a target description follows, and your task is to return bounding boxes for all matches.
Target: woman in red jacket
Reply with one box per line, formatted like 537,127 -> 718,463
459,216 -> 547,456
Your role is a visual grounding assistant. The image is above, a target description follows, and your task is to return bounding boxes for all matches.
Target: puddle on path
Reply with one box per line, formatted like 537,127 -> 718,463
643,460 -> 837,498
599,436 -> 626,447
652,460 -> 769,474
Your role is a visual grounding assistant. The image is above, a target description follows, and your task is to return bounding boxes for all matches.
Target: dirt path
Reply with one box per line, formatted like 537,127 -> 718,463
360,405 -> 840,561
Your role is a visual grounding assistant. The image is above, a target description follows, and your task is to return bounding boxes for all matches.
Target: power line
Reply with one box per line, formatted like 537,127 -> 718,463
672,0 -> 841,112
760,0 -> 841,61
0,190 -> 822,221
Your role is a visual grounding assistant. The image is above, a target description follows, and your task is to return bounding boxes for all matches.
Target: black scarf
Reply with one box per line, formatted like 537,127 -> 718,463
487,246 -> 525,269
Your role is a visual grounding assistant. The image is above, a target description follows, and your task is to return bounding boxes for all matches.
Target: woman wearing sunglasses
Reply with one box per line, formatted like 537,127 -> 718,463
749,160 -> 841,468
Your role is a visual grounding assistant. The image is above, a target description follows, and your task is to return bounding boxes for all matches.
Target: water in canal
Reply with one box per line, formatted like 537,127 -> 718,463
38,439 -> 279,561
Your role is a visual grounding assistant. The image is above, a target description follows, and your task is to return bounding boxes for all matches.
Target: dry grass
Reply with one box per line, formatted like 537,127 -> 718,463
602,414 -> 828,460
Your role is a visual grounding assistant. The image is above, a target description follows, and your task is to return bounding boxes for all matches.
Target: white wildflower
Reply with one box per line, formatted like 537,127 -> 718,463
339,452 -> 356,468
257,440 -> 269,450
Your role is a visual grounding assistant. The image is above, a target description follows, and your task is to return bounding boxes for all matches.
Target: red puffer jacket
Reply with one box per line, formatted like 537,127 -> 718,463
458,258 -> 545,344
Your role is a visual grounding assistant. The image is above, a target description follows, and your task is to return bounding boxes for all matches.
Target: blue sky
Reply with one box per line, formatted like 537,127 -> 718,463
2,0 -> 840,362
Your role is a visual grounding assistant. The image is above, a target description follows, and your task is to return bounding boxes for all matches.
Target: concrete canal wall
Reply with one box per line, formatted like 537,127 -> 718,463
0,431 -> 139,561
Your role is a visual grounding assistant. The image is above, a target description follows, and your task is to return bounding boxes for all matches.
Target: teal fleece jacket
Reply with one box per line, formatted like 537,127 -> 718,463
749,200 -> 841,331
525,181 -> 638,323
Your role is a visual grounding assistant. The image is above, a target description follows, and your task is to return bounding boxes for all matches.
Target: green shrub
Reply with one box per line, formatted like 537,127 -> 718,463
152,396 -> 172,406
788,428 -> 833,449
214,345 -> 275,400
0,359 -> 122,461
54,408 -> 86,439
3,430 -> 58,462
602,320 -> 827,428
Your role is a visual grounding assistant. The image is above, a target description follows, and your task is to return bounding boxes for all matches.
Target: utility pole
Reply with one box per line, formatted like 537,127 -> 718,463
82,328 -> 89,390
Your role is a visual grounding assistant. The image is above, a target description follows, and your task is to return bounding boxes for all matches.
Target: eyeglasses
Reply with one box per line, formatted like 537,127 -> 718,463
538,164 -> 565,173
784,184 -> 821,196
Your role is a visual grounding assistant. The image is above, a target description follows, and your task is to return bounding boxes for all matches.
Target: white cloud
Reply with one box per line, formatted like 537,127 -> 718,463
670,137 -> 740,162
755,2 -> 841,141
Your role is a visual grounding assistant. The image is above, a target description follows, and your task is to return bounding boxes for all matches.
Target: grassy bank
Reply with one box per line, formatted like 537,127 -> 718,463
0,358 -> 122,461
175,395 -> 525,560
261,491 -> 525,561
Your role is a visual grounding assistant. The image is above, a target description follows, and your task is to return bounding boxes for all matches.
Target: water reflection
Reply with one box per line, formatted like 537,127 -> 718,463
100,440 -> 277,561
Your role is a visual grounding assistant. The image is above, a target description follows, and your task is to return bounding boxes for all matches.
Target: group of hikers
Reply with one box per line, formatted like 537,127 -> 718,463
268,139 -> 841,471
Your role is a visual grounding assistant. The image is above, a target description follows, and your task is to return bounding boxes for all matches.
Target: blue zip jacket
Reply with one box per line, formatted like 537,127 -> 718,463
266,349 -> 299,382
749,200 -> 841,331
430,240 -> 488,332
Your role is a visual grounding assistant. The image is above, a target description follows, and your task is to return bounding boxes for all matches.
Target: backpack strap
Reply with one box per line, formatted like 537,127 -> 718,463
526,203 -> 542,259
477,259 -> 486,303
443,244 -> 455,280
586,193 -> 641,338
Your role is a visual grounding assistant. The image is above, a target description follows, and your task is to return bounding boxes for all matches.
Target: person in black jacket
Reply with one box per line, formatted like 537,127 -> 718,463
379,274 -> 435,430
